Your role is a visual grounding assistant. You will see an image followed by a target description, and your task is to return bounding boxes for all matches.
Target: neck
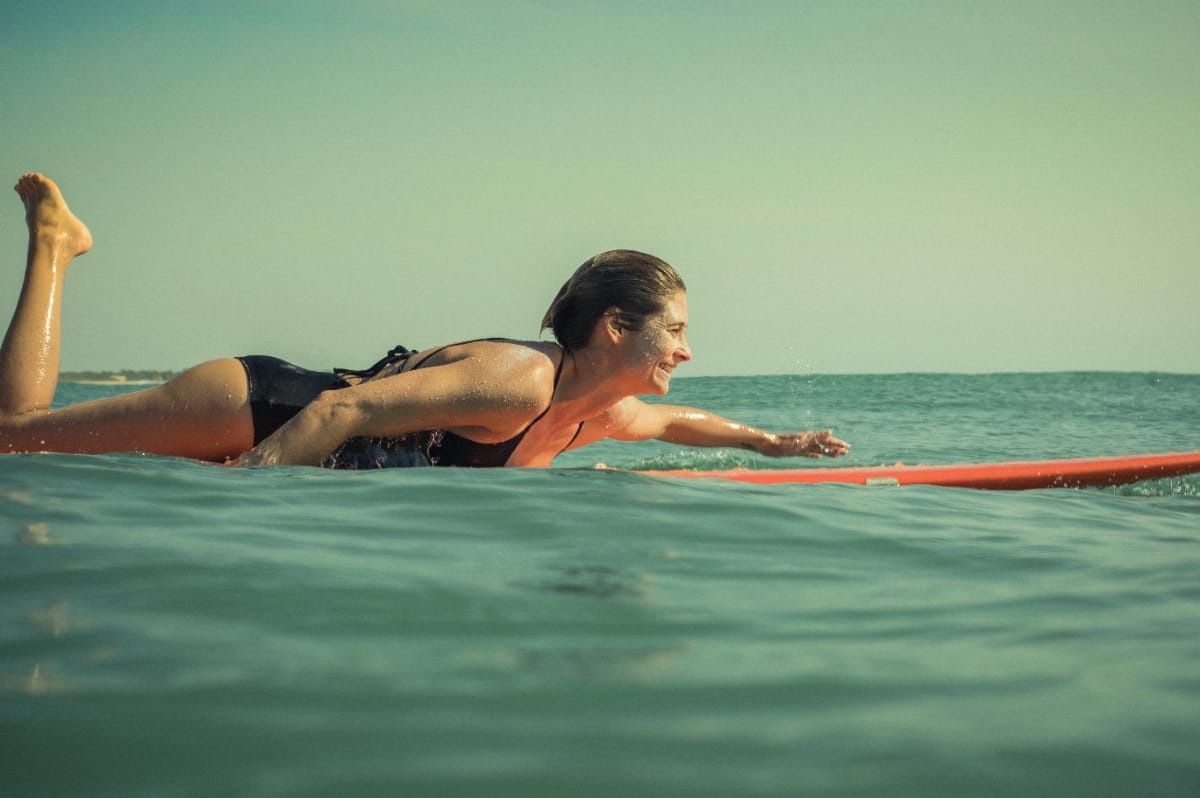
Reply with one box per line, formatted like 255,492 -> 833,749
550,345 -> 638,422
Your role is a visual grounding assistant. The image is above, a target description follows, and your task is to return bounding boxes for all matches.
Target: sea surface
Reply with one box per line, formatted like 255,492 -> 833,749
3,372 -> 1199,797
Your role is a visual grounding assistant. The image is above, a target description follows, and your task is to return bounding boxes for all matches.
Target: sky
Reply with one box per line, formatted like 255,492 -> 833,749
1,0 -> 1197,376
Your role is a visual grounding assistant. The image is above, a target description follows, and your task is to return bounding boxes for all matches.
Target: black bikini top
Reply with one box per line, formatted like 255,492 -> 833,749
329,340 -> 582,468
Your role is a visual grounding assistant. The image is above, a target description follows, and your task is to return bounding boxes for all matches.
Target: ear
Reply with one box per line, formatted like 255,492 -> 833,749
604,308 -> 626,342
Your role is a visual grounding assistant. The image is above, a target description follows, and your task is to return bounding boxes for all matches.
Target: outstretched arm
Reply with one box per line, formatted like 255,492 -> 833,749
606,399 -> 849,458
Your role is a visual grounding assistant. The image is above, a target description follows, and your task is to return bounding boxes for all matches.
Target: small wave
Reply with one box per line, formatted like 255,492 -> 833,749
1113,474 -> 1200,499
622,448 -> 766,472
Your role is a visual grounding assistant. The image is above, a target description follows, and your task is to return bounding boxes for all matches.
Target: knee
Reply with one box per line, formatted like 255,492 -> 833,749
0,409 -> 45,452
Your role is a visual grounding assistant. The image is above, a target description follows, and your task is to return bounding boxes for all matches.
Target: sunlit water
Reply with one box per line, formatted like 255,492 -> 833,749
3,373 -> 1198,796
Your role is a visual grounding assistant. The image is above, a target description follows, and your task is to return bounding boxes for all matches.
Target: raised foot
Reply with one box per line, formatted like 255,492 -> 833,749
14,173 -> 93,258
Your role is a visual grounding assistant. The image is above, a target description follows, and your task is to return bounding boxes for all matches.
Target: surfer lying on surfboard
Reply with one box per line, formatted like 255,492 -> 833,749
1,173 -> 849,468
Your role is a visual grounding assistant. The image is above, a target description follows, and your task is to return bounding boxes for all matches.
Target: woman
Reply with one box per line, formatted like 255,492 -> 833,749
1,173 -> 849,468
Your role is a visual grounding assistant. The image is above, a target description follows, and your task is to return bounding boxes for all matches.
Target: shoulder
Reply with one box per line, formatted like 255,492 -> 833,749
415,339 -> 555,369
344,340 -> 563,441
415,339 -> 561,409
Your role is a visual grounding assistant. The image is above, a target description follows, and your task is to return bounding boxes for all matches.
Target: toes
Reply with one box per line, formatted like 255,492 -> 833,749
15,173 -> 42,194
14,174 -> 36,198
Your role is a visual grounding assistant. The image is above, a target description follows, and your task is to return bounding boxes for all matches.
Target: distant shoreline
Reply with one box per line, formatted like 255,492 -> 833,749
60,371 -> 176,385
66,379 -> 166,386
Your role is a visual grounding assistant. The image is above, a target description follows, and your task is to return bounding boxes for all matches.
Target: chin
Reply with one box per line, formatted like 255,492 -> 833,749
636,378 -> 670,397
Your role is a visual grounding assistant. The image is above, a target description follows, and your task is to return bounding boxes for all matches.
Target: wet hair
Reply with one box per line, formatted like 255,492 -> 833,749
541,250 -> 686,351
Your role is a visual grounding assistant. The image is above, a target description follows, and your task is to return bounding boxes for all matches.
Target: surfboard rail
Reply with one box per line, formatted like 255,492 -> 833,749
641,451 -> 1200,490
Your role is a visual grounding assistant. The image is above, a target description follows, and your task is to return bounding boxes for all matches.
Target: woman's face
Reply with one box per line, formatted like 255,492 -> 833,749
618,290 -> 692,395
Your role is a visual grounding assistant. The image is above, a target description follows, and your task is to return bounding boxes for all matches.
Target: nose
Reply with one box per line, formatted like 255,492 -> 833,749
677,334 -> 692,362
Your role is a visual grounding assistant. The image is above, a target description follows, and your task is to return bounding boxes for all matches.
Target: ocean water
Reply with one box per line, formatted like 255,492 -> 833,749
3,372 -> 1199,797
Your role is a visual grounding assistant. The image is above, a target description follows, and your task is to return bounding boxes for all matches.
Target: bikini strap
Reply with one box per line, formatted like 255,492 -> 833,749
558,422 -> 585,455
522,349 -> 568,429
333,344 -> 417,381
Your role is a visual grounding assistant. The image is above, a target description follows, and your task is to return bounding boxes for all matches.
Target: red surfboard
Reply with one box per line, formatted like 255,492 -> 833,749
643,451 -> 1200,490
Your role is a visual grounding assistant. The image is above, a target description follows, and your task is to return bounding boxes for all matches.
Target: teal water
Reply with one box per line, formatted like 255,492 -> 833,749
3,373 -> 1199,797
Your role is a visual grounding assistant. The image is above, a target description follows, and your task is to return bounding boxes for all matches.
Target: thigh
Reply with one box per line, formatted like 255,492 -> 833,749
1,358 -> 255,461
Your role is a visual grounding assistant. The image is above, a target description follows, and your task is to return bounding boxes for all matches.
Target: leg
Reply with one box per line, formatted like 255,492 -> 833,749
0,173 -> 92,414
1,174 -> 255,461
0,358 -> 256,461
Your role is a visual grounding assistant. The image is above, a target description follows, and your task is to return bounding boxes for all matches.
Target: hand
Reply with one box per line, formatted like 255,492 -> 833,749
226,448 -> 275,467
759,429 -> 850,459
